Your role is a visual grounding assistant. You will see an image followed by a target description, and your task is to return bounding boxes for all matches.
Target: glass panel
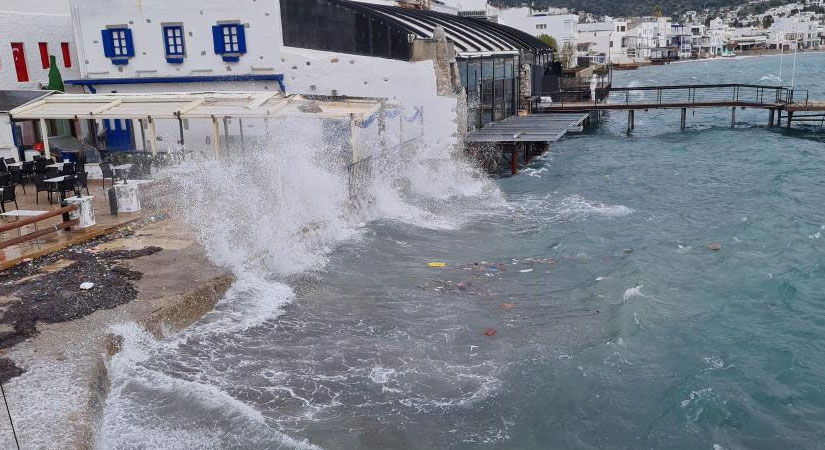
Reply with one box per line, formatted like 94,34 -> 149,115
280,0 -> 411,60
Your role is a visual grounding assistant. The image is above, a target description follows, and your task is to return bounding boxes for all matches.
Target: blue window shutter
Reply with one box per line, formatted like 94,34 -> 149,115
236,25 -> 247,54
101,29 -> 115,58
212,25 -> 224,54
123,29 -> 135,57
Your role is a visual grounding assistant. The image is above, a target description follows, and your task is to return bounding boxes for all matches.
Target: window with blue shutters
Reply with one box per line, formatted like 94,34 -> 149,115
212,23 -> 246,62
101,27 -> 134,65
162,25 -> 186,63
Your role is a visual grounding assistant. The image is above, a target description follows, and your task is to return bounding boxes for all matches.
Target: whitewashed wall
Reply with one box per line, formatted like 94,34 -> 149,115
497,8 -> 579,46
70,0 -> 281,82
0,11 -> 80,91
68,0 -> 452,153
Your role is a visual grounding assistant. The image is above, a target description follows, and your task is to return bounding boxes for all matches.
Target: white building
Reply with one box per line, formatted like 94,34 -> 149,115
497,7 -> 579,54
0,0 -> 80,91
63,0 -> 552,153
576,18 -> 632,63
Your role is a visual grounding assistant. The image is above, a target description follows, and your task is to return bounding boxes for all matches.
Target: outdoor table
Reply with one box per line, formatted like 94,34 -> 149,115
112,164 -> 134,183
46,163 -> 67,169
65,196 -> 96,228
113,181 -> 140,212
0,209 -> 48,245
6,162 -> 23,168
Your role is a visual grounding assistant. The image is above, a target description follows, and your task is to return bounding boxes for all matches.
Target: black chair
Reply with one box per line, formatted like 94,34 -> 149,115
100,163 -> 117,188
3,158 -> 14,164
34,158 -> 48,175
74,172 -> 89,196
0,173 -> 9,187
33,174 -> 59,204
8,168 -> 25,195
46,167 -> 61,179
0,160 -> 6,174
21,161 -> 34,183
58,175 -> 77,200
75,163 -> 85,177
0,185 -> 17,213
62,162 -> 75,175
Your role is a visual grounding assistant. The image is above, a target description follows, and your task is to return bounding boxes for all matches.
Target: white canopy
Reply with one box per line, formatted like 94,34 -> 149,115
9,91 -> 382,124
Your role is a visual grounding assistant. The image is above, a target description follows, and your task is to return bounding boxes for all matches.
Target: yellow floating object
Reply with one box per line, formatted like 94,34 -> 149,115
428,262 -> 447,268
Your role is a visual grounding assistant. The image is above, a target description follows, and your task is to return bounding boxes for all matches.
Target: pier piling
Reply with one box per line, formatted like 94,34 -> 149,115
627,110 -> 635,134
680,108 -> 687,131
768,109 -> 775,127
731,107 -> 736,127
786,111 -> 794,130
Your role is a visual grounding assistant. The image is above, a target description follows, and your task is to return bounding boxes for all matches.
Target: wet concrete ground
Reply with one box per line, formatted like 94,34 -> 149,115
0,219 -> 165,382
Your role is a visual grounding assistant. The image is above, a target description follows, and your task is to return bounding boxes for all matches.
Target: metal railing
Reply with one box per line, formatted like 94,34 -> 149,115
532,84 -> 809,111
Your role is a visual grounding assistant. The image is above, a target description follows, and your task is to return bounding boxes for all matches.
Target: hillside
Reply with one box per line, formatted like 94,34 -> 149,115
492,0 -> 794,17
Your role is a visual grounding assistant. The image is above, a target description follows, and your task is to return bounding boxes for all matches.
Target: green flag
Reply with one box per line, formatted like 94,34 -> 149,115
47,55 -> 65,92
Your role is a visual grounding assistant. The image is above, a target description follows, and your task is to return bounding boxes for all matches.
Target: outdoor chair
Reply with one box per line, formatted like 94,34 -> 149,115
0,173 -> 10,187
33,174 -> 58,204
34,159 -> 48,175
0,160 -> 6,173
0,185 -> 17,213
75,163 -> 85,177
46,167 -> 61,179
62,162 -> 75,175
74,172 -> 89,196
8,168 -> 25,195
21,161 -> 34,183
58,175 -> 76,200
4,158 -> 14,164
100,163 -> 117,188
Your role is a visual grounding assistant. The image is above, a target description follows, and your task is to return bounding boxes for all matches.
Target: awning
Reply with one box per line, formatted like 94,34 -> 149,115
9,91 -> 382,124
466,113 -> 588,143
0,90 -> 56,113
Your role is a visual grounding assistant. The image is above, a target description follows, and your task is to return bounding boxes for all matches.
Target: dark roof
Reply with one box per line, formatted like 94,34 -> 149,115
349,2 -> 551,54
0,90 -> 53,113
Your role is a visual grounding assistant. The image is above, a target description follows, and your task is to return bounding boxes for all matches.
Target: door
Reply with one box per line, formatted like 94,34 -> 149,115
11,43 -> 29,82
104,119 -> 133,151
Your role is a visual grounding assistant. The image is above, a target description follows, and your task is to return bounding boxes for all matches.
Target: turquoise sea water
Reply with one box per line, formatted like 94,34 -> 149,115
99,53 -> 825,449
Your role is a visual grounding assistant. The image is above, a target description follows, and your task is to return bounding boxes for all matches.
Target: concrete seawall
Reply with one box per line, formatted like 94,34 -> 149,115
0,218 -> 234,449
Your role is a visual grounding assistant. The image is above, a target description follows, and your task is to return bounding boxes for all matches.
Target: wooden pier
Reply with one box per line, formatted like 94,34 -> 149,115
532,84 -> 825,132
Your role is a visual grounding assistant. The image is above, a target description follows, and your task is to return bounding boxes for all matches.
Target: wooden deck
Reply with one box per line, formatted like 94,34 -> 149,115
0,180 -> 146,270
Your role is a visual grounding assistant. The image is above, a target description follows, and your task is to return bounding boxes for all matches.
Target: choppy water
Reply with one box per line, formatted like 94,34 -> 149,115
98,53 -> 825,449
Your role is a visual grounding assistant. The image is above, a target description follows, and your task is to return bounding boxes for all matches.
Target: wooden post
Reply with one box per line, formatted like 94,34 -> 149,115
238,118 -> 245,154
786,110 -> 794,130
39,118 -> 51,159
768,109 -> 775,127
223,117 -> 230,153
378,101 -> 387,154
510,149 -> 518,175
680,108 -> 687,131
349,113 -> 359,164
148,117 -> 158,156
139,119 -> 147,151
731,107 -> 736,127
177,115 -> 185,149
212,116 -> 220,155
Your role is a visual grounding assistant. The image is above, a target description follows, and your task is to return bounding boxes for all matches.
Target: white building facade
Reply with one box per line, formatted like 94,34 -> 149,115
0,0 -> 80,91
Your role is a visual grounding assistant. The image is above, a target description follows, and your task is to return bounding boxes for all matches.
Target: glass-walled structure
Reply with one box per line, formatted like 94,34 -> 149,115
278,0 -> 553,130
280,0 -> 415,60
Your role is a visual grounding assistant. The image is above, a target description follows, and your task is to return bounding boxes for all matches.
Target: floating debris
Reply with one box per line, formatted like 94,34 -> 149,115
501,303 -> 516,310
709,243 -> 722,251
519,269 -> 533,273
483,328 -> 497,337
428,262 -> 447,268
79,282 -> 95,290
